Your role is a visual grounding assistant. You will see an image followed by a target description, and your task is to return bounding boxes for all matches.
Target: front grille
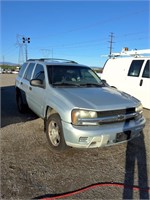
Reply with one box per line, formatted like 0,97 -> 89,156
97,107 -> 135,118
96,107 -> 136,125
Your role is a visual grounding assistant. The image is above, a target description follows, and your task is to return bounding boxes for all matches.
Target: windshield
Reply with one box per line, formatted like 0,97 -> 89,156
47,65 -> 104,87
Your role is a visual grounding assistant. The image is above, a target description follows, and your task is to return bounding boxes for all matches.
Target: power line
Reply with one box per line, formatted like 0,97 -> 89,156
31,9 -> 146,40
34,31 -> 147,51
41,49 -> 53,58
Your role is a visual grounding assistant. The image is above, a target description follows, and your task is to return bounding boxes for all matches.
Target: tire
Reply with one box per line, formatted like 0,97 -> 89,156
46,113 -> 68,151
16,92 -> 26,113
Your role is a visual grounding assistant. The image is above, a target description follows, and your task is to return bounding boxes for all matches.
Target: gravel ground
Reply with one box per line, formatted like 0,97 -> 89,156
0,74 -> 150,200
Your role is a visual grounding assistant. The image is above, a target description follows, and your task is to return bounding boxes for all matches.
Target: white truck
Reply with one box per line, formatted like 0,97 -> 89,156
101,49 -> 150,110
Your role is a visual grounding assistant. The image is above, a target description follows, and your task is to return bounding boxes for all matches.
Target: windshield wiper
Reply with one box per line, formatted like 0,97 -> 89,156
53,82 -> 105,88
80,83 -> 103,87
53,82 -> 80,87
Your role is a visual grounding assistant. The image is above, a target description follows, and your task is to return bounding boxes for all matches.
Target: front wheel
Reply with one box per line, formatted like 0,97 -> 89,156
46,113 -> 68,151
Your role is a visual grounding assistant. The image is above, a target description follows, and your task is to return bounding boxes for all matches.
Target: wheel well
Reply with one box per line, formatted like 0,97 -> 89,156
16,88 -> 28,106
16,87 -> 21,98
44,107 -> 58,132
45,107 -> 58,119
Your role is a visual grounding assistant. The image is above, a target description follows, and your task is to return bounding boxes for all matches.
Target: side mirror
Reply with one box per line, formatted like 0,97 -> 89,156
101,79 -> 109,86
101,79 -> 117,89
30,79 -> 44,88
101,79 -> 107,84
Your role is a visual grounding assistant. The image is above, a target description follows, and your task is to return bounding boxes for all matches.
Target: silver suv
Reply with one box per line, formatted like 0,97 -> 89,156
15,58 -> 146,151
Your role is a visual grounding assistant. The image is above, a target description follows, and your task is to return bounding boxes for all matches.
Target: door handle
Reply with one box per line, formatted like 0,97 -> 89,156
139,79 -> 143,86
29,87 -> 32,90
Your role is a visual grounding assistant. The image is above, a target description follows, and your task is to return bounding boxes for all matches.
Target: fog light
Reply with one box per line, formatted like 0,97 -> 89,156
79,137 -> 88,143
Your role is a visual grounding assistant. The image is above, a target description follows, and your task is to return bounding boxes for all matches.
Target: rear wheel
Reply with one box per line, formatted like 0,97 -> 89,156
16,92 -> 26,113
46,113 -> 68,151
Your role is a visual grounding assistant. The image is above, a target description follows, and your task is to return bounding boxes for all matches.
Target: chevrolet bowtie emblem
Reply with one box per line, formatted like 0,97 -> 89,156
117,115 -> 125,121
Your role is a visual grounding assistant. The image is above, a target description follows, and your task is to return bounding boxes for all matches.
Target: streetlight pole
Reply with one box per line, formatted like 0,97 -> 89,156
22,37 -> 30,61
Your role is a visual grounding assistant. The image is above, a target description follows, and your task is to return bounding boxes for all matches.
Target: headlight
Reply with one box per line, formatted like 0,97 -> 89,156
71,109 -> 98,126
136,103 -> 143,114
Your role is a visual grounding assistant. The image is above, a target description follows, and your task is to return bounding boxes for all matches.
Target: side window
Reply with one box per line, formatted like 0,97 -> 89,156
32,64 -> 45,82
142,60 -> 150,78
18,63 -> 27,77
24,63 -> 35,81
128,60 -> 144,77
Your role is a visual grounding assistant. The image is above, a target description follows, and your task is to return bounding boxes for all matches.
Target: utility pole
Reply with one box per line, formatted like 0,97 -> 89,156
41,48 -> 53,58
108,32 -> 114,58
52,48 -> 53,59
16,34 -> 24,65
41,49 -> 51,58
2,55 -> 5,66
22,37 -> 30,61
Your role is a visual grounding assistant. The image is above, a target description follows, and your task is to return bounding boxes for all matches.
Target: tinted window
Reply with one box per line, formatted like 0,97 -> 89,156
142,60 -> 150,78
24,63 -> 35,81
80,68 -> 99,83
47,65 -> 101,86
33,64 -> 45,81
18,63 -> 27,77
128,60 -> 144,77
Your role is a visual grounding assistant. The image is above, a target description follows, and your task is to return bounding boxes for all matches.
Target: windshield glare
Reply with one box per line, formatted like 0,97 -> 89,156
47,65 -> 102,87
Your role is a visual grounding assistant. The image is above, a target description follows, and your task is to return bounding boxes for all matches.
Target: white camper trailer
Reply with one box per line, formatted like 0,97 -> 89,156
101,49 -> 150,109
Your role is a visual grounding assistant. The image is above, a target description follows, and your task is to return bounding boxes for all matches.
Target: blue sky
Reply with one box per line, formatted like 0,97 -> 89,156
1,0 -> 150,67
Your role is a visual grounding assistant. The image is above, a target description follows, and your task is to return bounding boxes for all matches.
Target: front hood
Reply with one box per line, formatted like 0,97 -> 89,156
55,87 -> 139,110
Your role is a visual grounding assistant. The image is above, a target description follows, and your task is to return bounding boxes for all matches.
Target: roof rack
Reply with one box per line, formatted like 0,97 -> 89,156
111,48 -> 150,58
27,58 -> 78,64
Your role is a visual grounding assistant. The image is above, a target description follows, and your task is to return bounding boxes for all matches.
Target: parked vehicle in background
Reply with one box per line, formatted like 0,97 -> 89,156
12,70 -> 19,74
0,67 -> 3,74
101,49 -> 150,110
15,58 -> 145,152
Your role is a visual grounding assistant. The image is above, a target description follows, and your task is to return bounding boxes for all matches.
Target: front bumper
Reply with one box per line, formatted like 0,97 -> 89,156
62,116 -> 146,148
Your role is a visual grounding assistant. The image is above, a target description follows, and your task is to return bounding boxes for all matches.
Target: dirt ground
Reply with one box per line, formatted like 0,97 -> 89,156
0,74 -> 150,200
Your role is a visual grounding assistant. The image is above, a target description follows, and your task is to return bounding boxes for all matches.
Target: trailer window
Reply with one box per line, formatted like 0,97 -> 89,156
142,60 -> 150,78
128,60 -> 144,77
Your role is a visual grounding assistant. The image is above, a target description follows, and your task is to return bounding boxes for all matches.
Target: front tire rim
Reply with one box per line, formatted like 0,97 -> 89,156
48,120 -> 60,146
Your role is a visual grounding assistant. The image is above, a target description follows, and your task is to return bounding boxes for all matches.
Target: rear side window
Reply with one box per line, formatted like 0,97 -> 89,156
128,60 -> 144,77
142,60 -> 150,78
24,63 -> 35,81
18,63 -> 27,77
